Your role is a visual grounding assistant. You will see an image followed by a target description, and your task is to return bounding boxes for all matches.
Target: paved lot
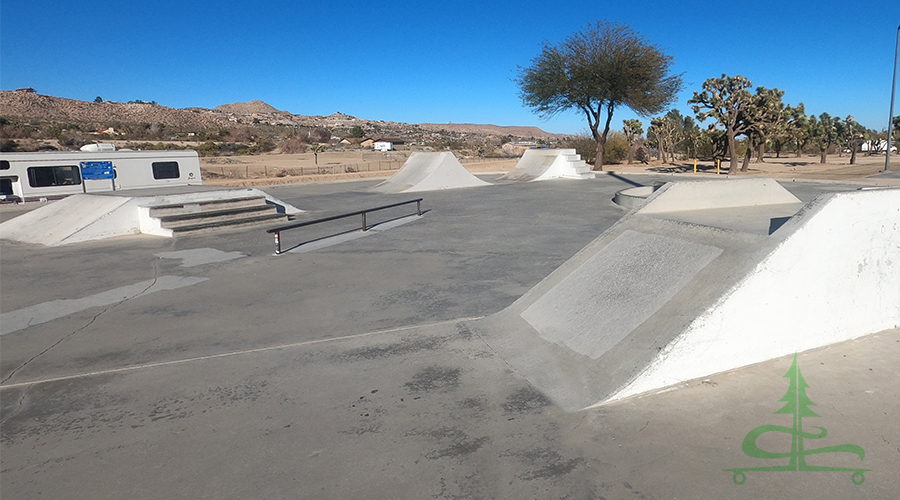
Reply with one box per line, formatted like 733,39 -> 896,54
2,174 -> 898,499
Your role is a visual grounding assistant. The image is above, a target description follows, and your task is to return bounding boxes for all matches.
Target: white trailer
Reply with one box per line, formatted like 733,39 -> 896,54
0,148 -> 202,202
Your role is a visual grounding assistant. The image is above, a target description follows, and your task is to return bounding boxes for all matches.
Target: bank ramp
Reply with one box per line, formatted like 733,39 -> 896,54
500,148 -> 594,181
0,188 -> 301,246
371,152 -> 490,193
472,179 -> 899,411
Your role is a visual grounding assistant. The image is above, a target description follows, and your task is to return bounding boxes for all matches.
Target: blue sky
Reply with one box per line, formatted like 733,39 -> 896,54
2,1 -> 898,135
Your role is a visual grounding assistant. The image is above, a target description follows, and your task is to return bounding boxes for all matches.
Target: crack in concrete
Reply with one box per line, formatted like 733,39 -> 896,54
1,258 -> 162,385
830,404 -> 846,418
0,385 -> 30,426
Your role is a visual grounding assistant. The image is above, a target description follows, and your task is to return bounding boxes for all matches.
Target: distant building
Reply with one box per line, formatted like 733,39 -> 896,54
373,137 -> 405,151
860,140 -> 897,152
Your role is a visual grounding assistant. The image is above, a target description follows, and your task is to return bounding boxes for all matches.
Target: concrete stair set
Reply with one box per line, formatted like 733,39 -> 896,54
500,148 -> 595,181
556,150 -> 593,179
144,195 -> 288,236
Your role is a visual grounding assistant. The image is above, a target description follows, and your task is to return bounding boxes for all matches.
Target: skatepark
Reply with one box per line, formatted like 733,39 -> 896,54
1,159 -> 899,498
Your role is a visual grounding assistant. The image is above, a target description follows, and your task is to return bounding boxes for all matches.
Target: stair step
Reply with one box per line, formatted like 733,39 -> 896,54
148,195 -> 267,217
158,204 -> 277,228
170,213 -> 290,235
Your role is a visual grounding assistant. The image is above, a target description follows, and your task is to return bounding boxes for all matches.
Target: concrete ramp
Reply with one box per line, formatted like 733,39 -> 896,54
499,148 -> 594,181
471,179 -> 899,411
371,152 -> 490,193
0,189 -> 301,246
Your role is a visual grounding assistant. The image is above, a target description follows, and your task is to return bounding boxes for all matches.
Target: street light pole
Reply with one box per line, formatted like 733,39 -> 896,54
887,24 -> 900,172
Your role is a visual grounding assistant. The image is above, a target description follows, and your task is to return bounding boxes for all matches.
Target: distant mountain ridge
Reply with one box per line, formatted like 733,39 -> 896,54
0,90 -> 566,138
417,122 -> 567,139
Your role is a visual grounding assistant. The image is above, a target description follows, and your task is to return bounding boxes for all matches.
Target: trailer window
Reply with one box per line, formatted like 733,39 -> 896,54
0,160 -> 9,170
152,161 -> 180,179
27,166 -> 82,187
1,178 -> 14,195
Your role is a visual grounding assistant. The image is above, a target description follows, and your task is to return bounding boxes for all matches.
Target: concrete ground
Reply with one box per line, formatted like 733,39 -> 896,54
1,173 -> 898,499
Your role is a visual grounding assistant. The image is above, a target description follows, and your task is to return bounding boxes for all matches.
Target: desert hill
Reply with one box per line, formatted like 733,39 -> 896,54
0,90 -> 231,129
1,90 -> 566,140
213,100 -> 282,115
417,122 -> 567,139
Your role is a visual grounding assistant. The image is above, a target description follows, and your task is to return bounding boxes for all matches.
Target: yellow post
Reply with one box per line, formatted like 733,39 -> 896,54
716,159 -> 720,175
693,159 -> 697,173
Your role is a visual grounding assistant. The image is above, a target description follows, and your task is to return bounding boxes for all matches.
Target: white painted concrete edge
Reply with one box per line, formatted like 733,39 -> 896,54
138,205 -> 173,237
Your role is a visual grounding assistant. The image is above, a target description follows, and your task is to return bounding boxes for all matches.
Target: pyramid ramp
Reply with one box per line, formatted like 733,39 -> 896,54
370,152 -> 490,193
499,148 -> 594,181
471,179 -> 899,411
0,189 -> 300,246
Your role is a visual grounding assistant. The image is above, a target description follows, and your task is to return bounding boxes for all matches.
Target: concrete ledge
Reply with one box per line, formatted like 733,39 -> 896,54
612,184 -> 664,209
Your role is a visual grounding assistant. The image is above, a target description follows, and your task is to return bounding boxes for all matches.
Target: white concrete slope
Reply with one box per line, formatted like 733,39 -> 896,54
500,148 -> 594,181
611,186 -> 900,402
471,179 -> 899,411
370,152 -> 490,193
0,188 -> 301,246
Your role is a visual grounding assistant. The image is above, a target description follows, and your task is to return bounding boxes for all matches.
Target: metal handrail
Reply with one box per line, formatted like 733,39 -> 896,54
267,198 -> 423,254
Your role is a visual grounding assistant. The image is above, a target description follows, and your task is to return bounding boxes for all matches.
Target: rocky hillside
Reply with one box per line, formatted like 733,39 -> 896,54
417,122 -> 569,139
1,89 -> 565,139
0,90 -> 231,129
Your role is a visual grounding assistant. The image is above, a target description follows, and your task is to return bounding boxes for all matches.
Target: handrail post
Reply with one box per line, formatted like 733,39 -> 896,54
362,212 -> 367,231
274,231 -> 282,254
417,200 -> 421,216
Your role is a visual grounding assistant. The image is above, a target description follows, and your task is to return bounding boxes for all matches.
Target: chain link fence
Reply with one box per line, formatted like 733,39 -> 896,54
200,156 -> 511,180
201,161 -> 404,179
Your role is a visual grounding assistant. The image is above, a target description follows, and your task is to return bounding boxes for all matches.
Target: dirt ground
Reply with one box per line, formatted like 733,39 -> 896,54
606,153 -> 900,183
200,151 -> 899,187
200,151 -> 518,187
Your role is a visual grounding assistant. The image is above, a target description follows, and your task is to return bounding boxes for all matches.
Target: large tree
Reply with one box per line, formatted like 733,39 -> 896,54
688,74 -> 753,172
517,20 -> 683,170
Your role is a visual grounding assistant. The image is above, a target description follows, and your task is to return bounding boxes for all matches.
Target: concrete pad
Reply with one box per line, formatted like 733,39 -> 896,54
500,149 -> 594,181
155,248 -> 247,267
2,175 -> 898,498
370,152 -> 490,193
0,276 -> 208,335
0,188 -> 300,246
285,214 -> 423,254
